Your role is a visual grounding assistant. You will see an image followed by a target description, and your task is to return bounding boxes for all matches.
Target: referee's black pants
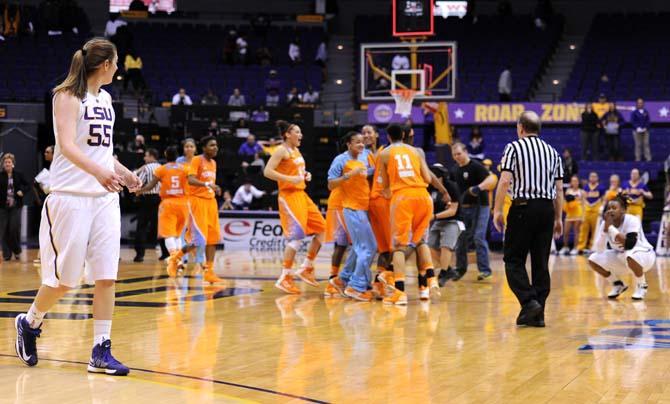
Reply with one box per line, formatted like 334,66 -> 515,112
503,199 -> 554,309
135,194 -> 160,258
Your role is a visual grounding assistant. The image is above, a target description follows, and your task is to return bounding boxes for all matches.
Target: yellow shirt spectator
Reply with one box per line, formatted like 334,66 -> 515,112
125,54 -> 143,70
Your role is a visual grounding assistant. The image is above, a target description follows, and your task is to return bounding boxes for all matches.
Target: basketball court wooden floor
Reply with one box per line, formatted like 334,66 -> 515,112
2,249 -> 670,403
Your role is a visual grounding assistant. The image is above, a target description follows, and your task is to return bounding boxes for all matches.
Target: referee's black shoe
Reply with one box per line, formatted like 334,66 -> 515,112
516,300 -> 543,326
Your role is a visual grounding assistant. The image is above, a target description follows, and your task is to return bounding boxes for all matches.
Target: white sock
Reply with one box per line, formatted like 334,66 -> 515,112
281,268 -> 293,279
301,258 -> 314,268
165,237 -> 177,252
25,303 -> 46,329
93,320 -> 112,346
636,274 -> 647,285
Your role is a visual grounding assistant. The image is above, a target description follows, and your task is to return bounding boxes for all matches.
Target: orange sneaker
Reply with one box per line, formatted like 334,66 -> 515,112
295,265 -> 320,287
329,277 -> 347,297
378,271 -> 396,293
344,286 -> 373,302
324,283 -> 340,297
166,253 -> 180,278
372,281 -> 386,300
383,289 -> 408,306
203,267 -> 224,284
275,275 -> 301,294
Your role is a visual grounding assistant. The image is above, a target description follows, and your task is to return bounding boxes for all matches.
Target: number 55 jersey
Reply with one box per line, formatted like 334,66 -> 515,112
50,89 -> 116,195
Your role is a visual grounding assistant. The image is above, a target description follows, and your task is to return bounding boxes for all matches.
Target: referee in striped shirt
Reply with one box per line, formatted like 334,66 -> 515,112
493,111 -> 564,327
133,149 -> 163,262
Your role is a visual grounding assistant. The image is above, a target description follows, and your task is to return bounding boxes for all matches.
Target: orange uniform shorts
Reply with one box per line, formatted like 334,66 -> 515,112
390,188 -> 433,248
325,207 -> 349,245
188,196 -> 221,245
278,190 -> 326,241
368,196 -> 391,253
158,198 -> 189,238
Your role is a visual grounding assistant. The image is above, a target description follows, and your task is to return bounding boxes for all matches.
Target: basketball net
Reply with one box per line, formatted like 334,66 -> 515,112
390,89 -> 418,118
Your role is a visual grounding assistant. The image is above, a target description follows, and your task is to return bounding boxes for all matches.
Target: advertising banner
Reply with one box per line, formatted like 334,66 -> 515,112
220,212 -> 332,253
367,101 -> 670,125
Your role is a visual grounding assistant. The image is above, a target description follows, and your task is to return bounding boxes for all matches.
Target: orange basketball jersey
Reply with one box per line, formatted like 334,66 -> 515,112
154,162 -> 188,199
276,146 -> 306,192
189,155 -> 216,199
386,143 -> 427,192
370,145 -> 386,199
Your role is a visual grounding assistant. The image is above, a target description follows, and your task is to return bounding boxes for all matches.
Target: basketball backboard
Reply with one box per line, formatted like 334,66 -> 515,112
360,41 -> 457,102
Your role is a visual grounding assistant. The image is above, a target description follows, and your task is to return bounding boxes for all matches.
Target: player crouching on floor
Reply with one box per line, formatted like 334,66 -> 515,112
588,194 -> 656,300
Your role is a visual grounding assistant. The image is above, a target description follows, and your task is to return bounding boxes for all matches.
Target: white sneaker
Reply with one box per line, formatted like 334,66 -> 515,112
559,247 -> 570,255
632,283 -> 648,300
429,278 -> 441,302
607,280 -> 628,299
569,249 -> 579,256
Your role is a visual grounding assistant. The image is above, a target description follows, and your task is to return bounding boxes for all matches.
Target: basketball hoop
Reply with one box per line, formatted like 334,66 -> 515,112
391,89 -> 418,118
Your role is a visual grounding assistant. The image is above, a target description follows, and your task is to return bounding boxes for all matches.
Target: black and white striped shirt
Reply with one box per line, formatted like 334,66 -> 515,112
500,135 -> 563,200
135,162 -> 161,195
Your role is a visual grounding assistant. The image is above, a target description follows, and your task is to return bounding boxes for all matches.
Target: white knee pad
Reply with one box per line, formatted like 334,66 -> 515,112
165,237 -> 177,252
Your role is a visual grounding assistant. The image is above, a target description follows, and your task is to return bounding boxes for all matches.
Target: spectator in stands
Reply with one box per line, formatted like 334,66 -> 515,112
592,93 -> 609,119
0,153 -> 28,261
207,120 -> 223,137
223,29 -> 236,64
288,37 -> 301,65
251,14 -> 270,39
172,88 -> 193,105
129,0 -> 148,11
602,103 -> 624,161
228,88 -> 246,107
466,126 -> 485,160
631,98 -> 652,162
238,134 -> 265,172
580,103 -> 599,160
265,70 -> 280,107
302,85 -> 319,106
251,105 -> 270,122
315,39 -> 328,81
286,87 -> 302,106
498,65 -> 512,102
392,54 -> 410,70
123,47 -> 145,93
232,180 -> 266,210
256,44 -> 272,66
201,89 -> 219,105
235,118 -> 249,138
220,190 -> 234,211
104,13 -> 126,38
2,3 -> 20,37
623,168 -> 652,221
562,148 -> 578,185
235,34 -> 248,65
128,134 -> 146,154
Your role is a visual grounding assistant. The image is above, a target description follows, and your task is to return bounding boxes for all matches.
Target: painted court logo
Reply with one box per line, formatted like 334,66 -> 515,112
579,320 -> 670,350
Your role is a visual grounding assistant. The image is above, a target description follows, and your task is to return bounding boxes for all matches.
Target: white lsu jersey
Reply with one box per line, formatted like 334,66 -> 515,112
593,213 -> 653,253
50,89 -> 115,195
